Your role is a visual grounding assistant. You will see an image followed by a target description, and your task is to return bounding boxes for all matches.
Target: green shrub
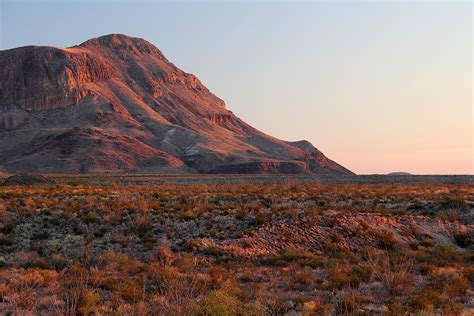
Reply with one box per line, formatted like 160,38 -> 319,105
81,211 -> 100,224
200,289 -> 242,316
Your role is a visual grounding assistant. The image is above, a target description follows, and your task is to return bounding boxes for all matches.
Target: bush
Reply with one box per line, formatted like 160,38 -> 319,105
441,274 -> 469,297
441,198 -> 467,212
429,245 -> 461,266
77,288 -> 102,315
327,266 -> 352,290
373,229 -> 398,250
291,271 -> 313,288
0,283 -> 9,303
419,239 -> 434,248
58,263 -> 103,315
385,300 -> 408,316
453,232 -> 472,248
253,211 -> 273,226
265,248 -> 327,268
439,302 -> 464,315
132,214 -> 153,238
82,211 -> 100,224
369,252 -> 414,295
0,236 -> 13,246
334,291 -> 363,315
200,288 -> 244,316
279,247 -> 302,262
409,288 -> 443,313
348,264 -> 372,286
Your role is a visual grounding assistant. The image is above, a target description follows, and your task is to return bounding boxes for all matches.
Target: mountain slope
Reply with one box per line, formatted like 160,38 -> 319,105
0,34 -> 353,175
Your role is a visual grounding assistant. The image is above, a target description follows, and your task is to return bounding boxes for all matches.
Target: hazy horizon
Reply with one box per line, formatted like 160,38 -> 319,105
1,0 -> 472,175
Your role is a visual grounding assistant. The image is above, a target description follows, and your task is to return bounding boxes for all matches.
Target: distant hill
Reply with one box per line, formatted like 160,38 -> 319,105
0,34 -> 353,175
387,172 -> 413,176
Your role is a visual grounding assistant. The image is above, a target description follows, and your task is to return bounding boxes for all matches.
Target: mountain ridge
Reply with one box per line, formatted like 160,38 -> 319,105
0,34 -> 354,175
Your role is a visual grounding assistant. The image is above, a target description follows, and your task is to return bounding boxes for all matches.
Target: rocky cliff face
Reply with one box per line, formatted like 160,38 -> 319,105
0,34 -> 353,175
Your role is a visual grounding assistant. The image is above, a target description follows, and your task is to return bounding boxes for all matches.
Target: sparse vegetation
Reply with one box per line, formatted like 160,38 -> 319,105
0,177 -> 472,314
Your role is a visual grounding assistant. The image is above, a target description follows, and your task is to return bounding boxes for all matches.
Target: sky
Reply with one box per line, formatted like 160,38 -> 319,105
1,0 -> 472,174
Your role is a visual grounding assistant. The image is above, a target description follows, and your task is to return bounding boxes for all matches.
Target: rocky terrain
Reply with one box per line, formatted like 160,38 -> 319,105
0,34 -> 352,175
0,181 -> 472,314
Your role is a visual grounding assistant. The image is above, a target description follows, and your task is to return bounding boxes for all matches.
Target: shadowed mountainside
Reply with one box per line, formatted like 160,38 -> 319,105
0,34 -> 353,175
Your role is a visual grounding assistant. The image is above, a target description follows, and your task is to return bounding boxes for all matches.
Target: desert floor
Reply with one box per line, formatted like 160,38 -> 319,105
0,174 -> 472,315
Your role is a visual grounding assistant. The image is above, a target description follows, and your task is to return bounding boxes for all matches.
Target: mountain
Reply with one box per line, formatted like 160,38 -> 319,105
0,34 -> 353,175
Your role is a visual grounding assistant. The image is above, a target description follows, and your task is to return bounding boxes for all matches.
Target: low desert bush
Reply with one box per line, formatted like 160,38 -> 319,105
334,290 -> 363,315
408,288 -> 443,313
132,213 -> 153,238
253,211 -> 273,226
369,252 -> 414,295
453,231 -> 472,248
81,211 -> 100,224
429,244 -> 461,266
373,229 -> 398,250
291,271 -> 313,289
199,288 -> 244,315
385,300 -> 409,316
441,197 -> 467,212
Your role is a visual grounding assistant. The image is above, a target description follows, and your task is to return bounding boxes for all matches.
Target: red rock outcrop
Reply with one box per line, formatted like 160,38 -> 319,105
0,34 -> 353,175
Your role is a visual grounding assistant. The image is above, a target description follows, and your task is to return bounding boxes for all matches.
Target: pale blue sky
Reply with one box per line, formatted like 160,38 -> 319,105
1,0 -> 472,174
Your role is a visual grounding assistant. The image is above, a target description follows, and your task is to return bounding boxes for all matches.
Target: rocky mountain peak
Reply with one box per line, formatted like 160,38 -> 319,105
76,34 -> 166,59
0,34 -> 353,175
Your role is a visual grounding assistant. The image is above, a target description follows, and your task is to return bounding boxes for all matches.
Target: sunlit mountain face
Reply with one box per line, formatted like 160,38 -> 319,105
0,34 -> 352,175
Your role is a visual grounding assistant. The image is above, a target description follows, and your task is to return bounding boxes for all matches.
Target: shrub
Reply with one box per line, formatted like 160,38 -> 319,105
453,231 -> 472,248
373,229 -> 398,250
268,247 -> 327,268
82,211 -> 100,224
327,266 -> 351,290
0,235 -> 13,246
299,254 -> 327,268
0,283 -> 9,303
58,263 -> 102,315
235,208 -> 248,221
291,271 -> 313,288
439,302 -> 463,315
429,245 -> 461,266
385,300 -> 408,316
132,214 -> 153,238
334,291 -> 363,315
419,239 -> 434,248
348,264 -> 372,286
253,211 -> 273,226
369,252 -> 414,295
77,288 -> 102,315
440,273 -> 469,297
408,288 -> 443,313
199,286 -> 250,316
279,247 -> 302,262
462,265 -> 474,285
441,198 -> 467,212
